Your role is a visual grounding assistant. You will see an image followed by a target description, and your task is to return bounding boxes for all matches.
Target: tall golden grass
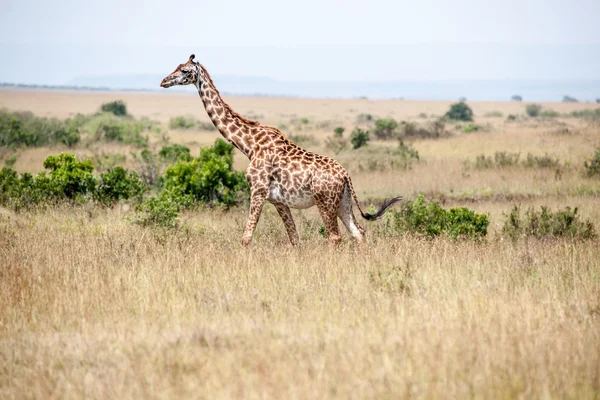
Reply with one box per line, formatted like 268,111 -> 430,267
1,90 -> 599,398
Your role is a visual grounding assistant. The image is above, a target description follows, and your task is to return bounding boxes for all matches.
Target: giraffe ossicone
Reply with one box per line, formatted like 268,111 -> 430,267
160,54 -> 402,246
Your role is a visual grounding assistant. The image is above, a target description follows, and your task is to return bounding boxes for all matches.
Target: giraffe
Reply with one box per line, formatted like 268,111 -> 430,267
160,54 -> 402,246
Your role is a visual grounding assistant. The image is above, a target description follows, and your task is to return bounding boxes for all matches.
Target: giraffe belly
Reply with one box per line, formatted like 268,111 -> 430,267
268,183 -> 315,209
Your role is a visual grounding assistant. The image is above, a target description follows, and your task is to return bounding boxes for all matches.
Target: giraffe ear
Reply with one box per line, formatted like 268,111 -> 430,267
188,54 -> 196,63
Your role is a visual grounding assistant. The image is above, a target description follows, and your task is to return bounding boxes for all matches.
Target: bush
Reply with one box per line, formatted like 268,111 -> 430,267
461,123 -> 481,133
356,113 -> 373,123
397,139 -> 419,160
132,190 -> 190,229
570,108 -> 600,119
159,144 -> 192,162
388,195 -> 488,240
525,104 -> 542,117
4,155 -> 17,168
100,100 -> 128,116
506,114 -> 517,121
169,116 -> 197,130
333,127 -> 345,137
88,114 -> 148,147
562,95 -> 578,103
0,110 -> 81,148
584,149 -> 600,178
42,153 -> 97,200
501,205 -> 595,240
95,167 -> 145,206
445,102 -> 473,122
540,109 -> 560,118
373,119 -> 398,140
162,138 -> 248,206
511,95 -> 523,102
350,128 -> 369,149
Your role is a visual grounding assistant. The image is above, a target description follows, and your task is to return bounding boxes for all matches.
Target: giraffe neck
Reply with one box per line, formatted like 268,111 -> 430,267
195,65 -> 259,159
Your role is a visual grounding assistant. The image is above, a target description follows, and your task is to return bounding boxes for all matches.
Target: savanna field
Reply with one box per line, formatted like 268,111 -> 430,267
1,89 -> 600,398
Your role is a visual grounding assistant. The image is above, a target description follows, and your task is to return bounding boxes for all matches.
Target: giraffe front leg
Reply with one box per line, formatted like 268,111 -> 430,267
242,187 -> 268,247
273,203 -> 300,246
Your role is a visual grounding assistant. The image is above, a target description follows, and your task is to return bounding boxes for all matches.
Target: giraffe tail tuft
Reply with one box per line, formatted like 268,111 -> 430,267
345,177 -> 403,221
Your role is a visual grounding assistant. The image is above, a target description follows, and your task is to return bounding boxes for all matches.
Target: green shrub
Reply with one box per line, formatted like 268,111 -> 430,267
373,119 -> 398,140
333,127 -> 345,137
540,109 -> 560,118
95,167 -> 145,206
42,153 -> 96,200
0,110 -> 81,148
169,116 -> 197,130
511,95 -> 523,102
501,205 -> 595,240
570,108 -> 600,119
88,114 -> 148,147
397,139 -> 419,160
100,100 -> 128,116
350,128 -> 370,149
445,102 -> 473,122
525,104 -> 542,117
356,113 -> 373,123
584,149 -> 600,178
159,144 -> 192,162
132,189 -> 192,229
4,155 -> 17,168
461,123 -> 480,133
388,194 -> 488,240
299,117 -> 309,124
506,114 -> 517,121
162,138 -> 248,206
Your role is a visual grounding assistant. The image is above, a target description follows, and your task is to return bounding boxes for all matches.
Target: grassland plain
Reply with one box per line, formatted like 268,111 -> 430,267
1,89 -> 600,399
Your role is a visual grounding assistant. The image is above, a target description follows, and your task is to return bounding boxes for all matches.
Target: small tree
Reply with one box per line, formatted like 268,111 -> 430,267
562,95 -> 578,103
333,127 -> 345,137
350,128 -> 369,149
101,100 -> 128,116
511,95 -> 523,102
525,104 -> 542,117
445,102 -> 473,122
373,119 -> 398,140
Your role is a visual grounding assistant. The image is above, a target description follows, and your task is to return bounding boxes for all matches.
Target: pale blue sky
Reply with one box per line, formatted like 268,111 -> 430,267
1,0 -> 599,85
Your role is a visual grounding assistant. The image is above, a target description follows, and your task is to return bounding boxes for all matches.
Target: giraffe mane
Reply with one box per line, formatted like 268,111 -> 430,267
200,64 -> 260,127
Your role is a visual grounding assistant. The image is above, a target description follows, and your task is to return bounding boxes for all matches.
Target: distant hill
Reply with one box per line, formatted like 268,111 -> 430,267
3,75 -> 600,102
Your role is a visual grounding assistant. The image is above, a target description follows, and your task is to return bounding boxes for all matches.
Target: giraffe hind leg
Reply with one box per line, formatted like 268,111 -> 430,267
315,195 -> 342,245
338,185 -> 365,242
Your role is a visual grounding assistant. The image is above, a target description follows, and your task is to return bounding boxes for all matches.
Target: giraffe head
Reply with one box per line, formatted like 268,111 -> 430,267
160,54 -> 202,88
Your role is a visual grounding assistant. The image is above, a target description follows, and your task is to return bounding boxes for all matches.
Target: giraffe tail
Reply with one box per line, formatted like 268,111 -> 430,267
345,177 -> 403,221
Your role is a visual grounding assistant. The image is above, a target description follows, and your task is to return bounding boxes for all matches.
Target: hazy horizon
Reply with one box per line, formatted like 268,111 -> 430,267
1,0 -> 599,100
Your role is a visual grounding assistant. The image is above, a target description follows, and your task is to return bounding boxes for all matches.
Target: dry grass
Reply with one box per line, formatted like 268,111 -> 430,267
1,90 -> 600,398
